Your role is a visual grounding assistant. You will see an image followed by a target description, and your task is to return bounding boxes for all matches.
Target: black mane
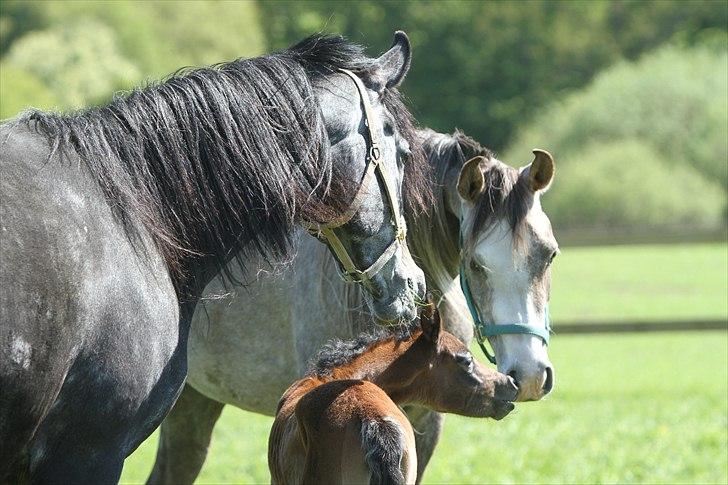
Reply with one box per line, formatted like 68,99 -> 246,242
22,34 -> 428,288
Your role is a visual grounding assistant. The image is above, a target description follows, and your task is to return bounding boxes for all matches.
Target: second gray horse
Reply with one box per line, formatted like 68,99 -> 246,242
147,129 -> 558,484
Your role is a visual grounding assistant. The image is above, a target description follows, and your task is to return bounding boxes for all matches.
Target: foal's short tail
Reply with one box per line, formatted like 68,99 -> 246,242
360,417 -> 407,485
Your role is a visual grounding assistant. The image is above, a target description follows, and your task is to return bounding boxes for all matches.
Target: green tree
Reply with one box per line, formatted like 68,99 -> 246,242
544,139 -> 724,230
39,0 -> 265,78
5,19 -> 139,109
0,0 -> 266,116
259,0 -> 728,151
504,44 -> 727,230
0,62 -> 57,117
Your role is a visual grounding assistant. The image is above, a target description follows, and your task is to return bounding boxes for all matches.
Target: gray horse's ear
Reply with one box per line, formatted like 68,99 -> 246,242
521,149 -> 555,192
420,299 -> 441,344
457,156 -> 486,203
374,31 -> 411,89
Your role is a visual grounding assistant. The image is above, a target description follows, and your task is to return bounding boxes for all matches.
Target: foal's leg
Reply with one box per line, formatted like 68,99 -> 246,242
146,384 -> 224,485
403,405 -> 445,483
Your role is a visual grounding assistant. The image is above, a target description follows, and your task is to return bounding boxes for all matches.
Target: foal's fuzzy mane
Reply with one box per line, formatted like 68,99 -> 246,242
307,324 -> 415,377
21,34 -> 430,288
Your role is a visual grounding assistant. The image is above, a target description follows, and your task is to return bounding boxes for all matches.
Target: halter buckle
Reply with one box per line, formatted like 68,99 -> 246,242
341,268 -> 366,283
369,145 -> 381,161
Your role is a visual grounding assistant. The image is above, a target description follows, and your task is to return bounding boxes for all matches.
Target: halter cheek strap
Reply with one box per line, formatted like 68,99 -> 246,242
301,68 -> 406,285
458,220 -> 551,365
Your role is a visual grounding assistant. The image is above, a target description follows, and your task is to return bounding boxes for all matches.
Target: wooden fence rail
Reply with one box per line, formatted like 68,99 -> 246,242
554,319 -> 727,334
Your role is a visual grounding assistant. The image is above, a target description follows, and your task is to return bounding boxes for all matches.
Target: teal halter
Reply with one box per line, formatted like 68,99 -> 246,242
458,222 -> 552,365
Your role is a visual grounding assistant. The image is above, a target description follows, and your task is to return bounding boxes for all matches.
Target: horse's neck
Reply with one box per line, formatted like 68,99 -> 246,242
408,163 -> 461,293
323,335 -> 429,405
409,160 -> 476,343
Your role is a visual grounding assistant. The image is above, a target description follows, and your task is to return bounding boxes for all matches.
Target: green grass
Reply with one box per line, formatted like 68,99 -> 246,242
119,243 -> 728,483
550,243 -> 727,322
121,331 -> 728,484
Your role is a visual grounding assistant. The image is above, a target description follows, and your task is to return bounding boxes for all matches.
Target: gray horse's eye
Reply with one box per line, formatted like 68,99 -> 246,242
470,260 -> 486,273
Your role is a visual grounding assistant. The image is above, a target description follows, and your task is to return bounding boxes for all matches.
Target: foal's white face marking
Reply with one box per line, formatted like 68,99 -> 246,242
458,153 -> 557,401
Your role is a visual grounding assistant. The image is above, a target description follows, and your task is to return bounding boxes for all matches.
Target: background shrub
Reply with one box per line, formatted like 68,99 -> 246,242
504,43 -> 727,230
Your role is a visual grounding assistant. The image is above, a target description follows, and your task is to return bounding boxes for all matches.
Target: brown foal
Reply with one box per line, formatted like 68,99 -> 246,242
268,305 -> 518,485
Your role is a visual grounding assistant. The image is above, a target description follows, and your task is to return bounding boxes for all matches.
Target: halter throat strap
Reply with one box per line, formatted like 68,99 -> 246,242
302,68 -> 406,285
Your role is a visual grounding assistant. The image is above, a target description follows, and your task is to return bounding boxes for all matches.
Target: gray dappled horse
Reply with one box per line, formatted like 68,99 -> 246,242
0,33 -> 428,483
149,129 -> 558,483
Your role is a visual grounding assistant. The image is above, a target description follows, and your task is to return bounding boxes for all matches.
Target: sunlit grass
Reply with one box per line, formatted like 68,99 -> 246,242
120,242 -> 728,484
551,243 -> 727,322
121,331 -> 727,484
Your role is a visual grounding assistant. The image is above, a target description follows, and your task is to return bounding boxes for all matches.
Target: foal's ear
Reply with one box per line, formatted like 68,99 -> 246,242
420,301 -> 442,343
457,156 -> 486,203
521,149 -> 555,192
374,31 -> 411,90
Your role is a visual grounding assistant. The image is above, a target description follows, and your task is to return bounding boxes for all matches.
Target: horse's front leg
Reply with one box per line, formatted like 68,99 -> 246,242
402,405 -> 445,484
146,383 -> 225,485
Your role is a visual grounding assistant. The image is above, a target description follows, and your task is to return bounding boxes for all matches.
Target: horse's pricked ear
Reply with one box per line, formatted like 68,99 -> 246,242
457,156 -> 486,203
525,149 -> 555,192
420,299 -> 441,343
374,31 -> 411,90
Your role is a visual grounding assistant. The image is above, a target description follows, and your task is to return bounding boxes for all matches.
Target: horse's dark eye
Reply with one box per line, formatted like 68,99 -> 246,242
383,122 -> 394,136
548,250 -> 558,265
470,261 -> 485,273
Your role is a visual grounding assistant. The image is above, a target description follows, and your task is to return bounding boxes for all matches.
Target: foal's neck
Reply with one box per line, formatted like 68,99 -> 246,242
323,333 -> 430,405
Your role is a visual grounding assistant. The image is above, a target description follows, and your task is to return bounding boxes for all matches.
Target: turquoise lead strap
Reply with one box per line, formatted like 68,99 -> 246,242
459,263 -> 498,364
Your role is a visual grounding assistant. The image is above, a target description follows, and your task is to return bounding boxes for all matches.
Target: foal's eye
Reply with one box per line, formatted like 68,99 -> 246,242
456,353 -> 474,372
547,250 -> 558,265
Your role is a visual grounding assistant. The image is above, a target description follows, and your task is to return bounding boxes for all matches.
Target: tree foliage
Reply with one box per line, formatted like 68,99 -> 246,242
0,0 -> 725,232
504,43 -> 727,230
544,139 -> 725,230
6,19 -> 138,109
258,0 -> 727,151
0,0 -> 265,113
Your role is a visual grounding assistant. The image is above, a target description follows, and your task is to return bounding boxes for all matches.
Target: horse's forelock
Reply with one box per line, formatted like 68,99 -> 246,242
467,162 -> 533,253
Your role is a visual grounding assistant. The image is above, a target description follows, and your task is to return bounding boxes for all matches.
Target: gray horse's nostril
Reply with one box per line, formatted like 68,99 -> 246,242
542,366 -> 554,395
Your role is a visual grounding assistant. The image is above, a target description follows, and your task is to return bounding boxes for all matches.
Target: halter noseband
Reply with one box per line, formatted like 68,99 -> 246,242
458,219 -> 551,365
302,69 -> 407,286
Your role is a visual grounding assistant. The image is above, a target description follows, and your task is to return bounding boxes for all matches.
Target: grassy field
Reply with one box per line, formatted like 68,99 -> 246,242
550,243 -> 727,323
120,243 -> 728,483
